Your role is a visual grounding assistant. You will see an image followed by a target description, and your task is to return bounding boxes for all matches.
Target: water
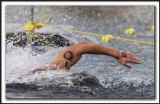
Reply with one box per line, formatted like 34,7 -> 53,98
5,6 -> 155,99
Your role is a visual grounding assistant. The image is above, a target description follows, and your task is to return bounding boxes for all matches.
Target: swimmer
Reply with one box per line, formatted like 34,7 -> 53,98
20,41 -> 142,79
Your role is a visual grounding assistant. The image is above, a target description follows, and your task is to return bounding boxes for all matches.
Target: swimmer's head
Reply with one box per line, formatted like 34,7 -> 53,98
50,59 -> 71,70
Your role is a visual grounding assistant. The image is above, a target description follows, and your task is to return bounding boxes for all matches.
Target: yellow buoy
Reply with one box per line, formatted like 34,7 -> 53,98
125,28 -> 135,35
152,25 -> 154,32
102,35 -> 113,43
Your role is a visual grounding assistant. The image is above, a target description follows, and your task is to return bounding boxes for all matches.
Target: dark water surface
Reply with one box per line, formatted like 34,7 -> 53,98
6,72 -> 154,99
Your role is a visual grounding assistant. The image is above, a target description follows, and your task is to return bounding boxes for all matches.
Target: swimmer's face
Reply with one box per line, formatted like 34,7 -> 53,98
50,59 -> 70,70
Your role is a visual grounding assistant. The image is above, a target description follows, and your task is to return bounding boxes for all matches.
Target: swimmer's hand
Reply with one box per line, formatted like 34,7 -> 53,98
19,74 -> 26,79
117,52 -> 142,69
19,69 -> 44,79
19,65 -> 55,79
19,70 -> 35,79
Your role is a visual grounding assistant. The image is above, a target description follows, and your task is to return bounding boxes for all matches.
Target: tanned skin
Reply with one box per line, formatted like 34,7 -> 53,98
20,41 -> 142,79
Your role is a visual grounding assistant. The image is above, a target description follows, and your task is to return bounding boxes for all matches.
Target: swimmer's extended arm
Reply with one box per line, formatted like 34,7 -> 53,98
55,42 -> 142,69
19,65 -> 56,79
19,66 -> 47,79
74,42 -> 142,69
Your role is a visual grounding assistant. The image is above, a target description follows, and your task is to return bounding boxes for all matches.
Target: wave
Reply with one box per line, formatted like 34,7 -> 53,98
6,71 -> 154,99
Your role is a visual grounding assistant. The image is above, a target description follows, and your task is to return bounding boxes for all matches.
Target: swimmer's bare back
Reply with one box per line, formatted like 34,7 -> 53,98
20,41 -> 142,79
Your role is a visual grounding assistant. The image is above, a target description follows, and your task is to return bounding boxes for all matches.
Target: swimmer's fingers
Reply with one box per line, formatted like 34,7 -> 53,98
117,58 -> 140,69
119,60 -> 132,69
124,63 -> 132,69
128,53 -> 139,60
129,57 -> 142,64
128,53 -> 139,59
19,75 -> 25,79
19,71 -> 34,79
117,59 -> 131,69
130,59 -> 142,64
128,53 -> 136,57
127,53 -> 142,64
